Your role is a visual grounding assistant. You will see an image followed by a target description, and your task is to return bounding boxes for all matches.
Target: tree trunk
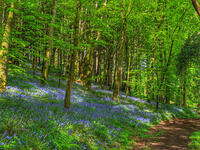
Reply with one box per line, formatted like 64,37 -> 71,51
64,0 -> 81,109
41,0 -> 57,85
182,73 -> 186,106
32,54 -> 37,76
126,43 -> 131,97
107,48 -> 114,90
101,49 -> 108,89
0,2 -> 14,92
82,46 -> 93,90
0,1 -> 6,32
113,1 -> 126,100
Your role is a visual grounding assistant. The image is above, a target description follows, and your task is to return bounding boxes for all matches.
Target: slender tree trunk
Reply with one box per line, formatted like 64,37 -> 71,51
126,43 -> 131,97
32,54 -> 37,76
94,31 -> 101,84
79,51 -> 84,82
107,48 -> 114,90
176,81 -> 181,106
82,46 -> 94,90
41,0 -> 57,85
93,49 -> 97,78
0,1 -> 2,30
82,12 -> 100,90
0,1 -> 6,32
58,49 -> 62,88
148,1 -> 165,103
134,45 -> 139,96
0,1 -> 3,32
182,72 -> 186,106
113,1 -> 127,100
101,49 -> 108,89
64,0 -> 81,109
50,48 -> 56,68
96,49 -> 101,83
113,0 -> 133,99
157,10 -> 186,101
0,2 -> 14,92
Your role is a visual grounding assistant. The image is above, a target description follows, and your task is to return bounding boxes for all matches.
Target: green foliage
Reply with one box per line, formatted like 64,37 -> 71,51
177,32 -> 200,73
1,0 -> 199,107
1,0 -> 200,149
47,128 -> 80,150
93,122 -> 111,141
189,131 -> 200,150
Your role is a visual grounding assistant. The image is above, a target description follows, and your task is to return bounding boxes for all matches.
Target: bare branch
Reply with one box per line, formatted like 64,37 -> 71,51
191,0 -> 200,16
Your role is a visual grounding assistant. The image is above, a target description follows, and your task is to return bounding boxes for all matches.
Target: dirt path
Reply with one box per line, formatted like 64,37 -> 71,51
133,118 -> 200,150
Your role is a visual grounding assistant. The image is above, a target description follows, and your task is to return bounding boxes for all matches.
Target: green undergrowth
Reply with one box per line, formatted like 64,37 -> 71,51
189,131 -> 200,150
0,98 -> 135,149
0,73 -> 199,149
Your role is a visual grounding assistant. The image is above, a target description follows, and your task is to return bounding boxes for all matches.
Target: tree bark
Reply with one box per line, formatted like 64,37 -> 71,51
41,0 -> 57,85
64,0 -> 81,109
182,72 -> 186,106
125,42 -> 131,97
191,0 -> 200,16
82,46 -> 93,90
113,0 -> 127,100
101,49 -> 108,89
107,48 -> 114,90
0,2 -> 14,92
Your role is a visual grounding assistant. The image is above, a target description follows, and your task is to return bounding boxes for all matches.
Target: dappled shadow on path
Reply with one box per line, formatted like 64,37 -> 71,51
133,118 -> 200,150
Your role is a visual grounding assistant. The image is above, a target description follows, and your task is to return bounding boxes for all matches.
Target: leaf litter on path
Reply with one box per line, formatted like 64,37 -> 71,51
133,118 -> 200,150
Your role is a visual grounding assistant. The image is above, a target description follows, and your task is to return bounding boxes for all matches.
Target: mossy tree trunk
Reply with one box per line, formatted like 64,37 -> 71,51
0,0 -> 6,32
182,72 -> 187,106
112,0 -> 133,100
101,49 -> 108,89
82,46 -> 94,90
125,41 -> 131,97
113,1 -> 127,100
41,0 -> 57,85
0,2 -> 14,92
107,48 -> 114,90
64,0 -> 81,109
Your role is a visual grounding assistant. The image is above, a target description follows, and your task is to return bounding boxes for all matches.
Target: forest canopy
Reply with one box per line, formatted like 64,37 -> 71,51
0,0 -> 200,108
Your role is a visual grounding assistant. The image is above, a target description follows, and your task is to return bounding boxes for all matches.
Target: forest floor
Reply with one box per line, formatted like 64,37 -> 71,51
133,118 -> 200,150
0,72 -> 199,149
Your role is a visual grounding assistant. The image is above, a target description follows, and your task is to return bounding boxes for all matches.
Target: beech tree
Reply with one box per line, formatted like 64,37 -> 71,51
0,2 -> 14,92
113,0 -> 133,100
41,0 -> 57,85
64,0 -> 81,109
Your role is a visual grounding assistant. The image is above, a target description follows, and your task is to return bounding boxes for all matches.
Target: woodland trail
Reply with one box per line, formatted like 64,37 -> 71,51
133,118 -> 200,150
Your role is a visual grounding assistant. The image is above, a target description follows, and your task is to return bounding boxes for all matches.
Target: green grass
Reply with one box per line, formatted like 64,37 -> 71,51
189,131 -> 200,150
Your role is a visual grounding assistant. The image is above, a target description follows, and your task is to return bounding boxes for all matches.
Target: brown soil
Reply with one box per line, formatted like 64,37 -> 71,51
133,118 -> 200,150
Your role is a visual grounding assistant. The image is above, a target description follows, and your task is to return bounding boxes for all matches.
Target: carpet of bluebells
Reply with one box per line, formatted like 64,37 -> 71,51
0,75 -> 198,149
